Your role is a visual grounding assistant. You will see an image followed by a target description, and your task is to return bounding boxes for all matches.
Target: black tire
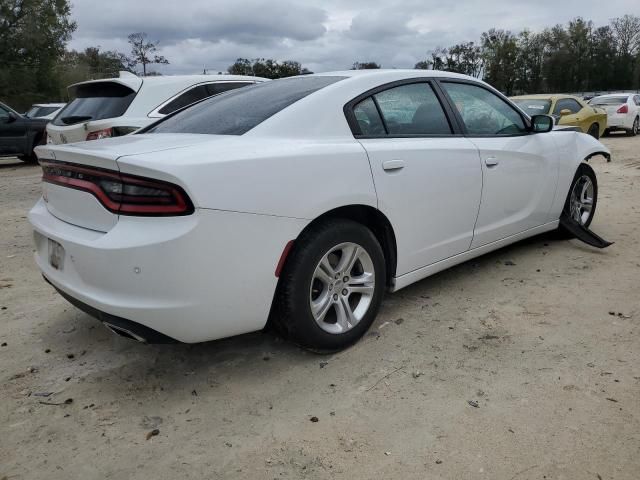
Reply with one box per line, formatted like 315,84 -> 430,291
558,163 -> 598,237
628,117 -> 639,137
602,129 -> 610,137
587,123 -> 600,139
273,219 -> 386,352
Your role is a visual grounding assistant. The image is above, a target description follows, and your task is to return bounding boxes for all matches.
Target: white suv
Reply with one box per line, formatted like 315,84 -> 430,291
47,72 -> 266,144
589,93 -> 640,136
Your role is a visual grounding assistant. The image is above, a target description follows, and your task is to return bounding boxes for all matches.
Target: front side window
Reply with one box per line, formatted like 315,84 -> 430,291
553,98 -> 582,115
148,76 -> 345,136
442,82 -> 527,135
0,105 -> 9,120
372,83 -> 452,135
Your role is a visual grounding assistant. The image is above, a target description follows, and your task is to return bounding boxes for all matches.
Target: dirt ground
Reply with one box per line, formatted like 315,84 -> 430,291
1,135 -> 639,480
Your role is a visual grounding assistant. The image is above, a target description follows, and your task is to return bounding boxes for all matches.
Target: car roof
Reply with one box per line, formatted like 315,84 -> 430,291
69,72 -> 266,92
591,93 -> 631,99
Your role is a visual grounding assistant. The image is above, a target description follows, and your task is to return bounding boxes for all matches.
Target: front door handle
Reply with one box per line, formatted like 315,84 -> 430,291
484,157 -> 499,167
382,160 -> 405,171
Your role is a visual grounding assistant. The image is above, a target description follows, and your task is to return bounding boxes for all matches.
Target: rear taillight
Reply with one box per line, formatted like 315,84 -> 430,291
40,160 -> 194,216
617,104 -> 628,114
86,128 -> 113,141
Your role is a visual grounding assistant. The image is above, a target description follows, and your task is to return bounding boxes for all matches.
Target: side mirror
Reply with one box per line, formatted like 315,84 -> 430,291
7,112 -> 18,123
559,109 -> 572,117
530,115 -> 554,133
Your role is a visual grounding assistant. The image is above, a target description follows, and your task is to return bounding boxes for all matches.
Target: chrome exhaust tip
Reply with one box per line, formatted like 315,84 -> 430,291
103,322 -> 148,343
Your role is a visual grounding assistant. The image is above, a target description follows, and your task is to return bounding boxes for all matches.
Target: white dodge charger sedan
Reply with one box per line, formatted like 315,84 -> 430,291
29,70 -> 610,351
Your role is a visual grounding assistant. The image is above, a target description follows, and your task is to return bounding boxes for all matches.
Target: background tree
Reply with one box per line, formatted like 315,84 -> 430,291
123,32 -> 169,76
0,0 -> 76,110
227,58 -> 305,78
351,62 -> 381,69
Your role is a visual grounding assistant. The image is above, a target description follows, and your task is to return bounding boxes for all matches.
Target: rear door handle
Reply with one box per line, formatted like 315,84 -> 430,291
382,160 -> 405,171
484,157 -> 499,167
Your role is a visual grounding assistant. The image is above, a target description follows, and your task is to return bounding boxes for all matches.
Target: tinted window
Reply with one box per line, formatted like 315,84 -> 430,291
443,82 -> 526,135
634,95 -> 640,106
53,82 -> 136,126
353,97 -> 385,136
553,98 -> 582,115
149,76 -> 345,136
591,96 -> 627,105
512,99 -> 552,116
207,82 -> 253,96
0,104 -> 9,120
158,85 -> 210,115
26,106 -> 60,118
372,83 -> 451,135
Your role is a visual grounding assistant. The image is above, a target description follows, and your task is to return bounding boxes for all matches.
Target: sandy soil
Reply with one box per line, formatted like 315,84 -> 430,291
1,135 -> 639,480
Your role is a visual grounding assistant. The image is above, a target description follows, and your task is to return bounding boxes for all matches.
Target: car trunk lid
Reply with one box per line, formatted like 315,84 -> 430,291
34,134 -> 212,232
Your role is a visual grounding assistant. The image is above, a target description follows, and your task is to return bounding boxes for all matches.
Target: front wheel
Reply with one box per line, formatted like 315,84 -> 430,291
587,123 -> 600,139
560,164 -> 598,236
273,219 -> 386,352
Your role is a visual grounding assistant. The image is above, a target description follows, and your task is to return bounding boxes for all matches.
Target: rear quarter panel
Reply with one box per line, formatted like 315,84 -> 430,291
116,137 -> 378,220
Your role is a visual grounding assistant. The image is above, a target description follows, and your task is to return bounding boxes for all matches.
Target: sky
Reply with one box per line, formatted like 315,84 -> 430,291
67,0 -> 639,74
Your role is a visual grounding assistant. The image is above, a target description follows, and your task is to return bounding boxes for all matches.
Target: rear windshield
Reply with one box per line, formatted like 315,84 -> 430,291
52,82 -> 136,126
512,99 -> 551,116
590,96 -> 628,105
147,76 -> 345,136
26,106 -> 60,118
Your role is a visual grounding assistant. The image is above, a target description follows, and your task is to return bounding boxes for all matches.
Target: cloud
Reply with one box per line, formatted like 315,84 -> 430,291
67,0 -> 640,74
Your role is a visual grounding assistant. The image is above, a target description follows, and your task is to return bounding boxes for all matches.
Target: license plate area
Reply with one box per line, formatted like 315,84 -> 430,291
48,238 -> 65,270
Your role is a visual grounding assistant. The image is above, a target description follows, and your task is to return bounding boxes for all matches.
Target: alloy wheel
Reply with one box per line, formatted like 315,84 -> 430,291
309,242 -> 375,334
569,175 -> 594,226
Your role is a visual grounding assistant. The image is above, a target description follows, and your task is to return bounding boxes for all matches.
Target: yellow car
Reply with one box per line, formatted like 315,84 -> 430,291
511,94 -> 607,139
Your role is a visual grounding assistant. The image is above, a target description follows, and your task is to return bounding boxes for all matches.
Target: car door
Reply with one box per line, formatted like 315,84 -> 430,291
347,80 -> 483,275
438,80 -> 558,249
0,105 -> 28,155
553,98 -> 586,131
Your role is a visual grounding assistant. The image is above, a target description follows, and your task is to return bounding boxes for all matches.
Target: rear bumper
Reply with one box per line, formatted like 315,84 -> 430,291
606,114 -> 634,130
29,198 -> 306,343
45,276 -> 177,343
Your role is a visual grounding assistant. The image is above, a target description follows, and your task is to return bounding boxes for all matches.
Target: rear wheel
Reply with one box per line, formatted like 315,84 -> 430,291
587,123 -> 600,139
628,117 -> 639,137
559,164 -> 598,236
273,219 -> 386,352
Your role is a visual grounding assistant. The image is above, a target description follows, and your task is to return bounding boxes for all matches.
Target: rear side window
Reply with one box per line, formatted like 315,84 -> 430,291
373,83 -> 451,135
553,98 -> 582,115
353,97 -> 385,136
53,82 -> 136,126
157,82 -> 254,115
158,85 -> 210,115
148,76 -> 345,136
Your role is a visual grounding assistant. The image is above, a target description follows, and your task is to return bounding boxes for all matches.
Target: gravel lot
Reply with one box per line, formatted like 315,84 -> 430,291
1,135 -> 639,480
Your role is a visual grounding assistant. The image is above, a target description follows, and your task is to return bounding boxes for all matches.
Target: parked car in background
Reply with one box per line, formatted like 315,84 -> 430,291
25,103 -> 66,120
588,94 -> 640,136
46,72 -> 266,145
30,70 -> 610,350
0,101 -> 48,162
511,94 -> 607,138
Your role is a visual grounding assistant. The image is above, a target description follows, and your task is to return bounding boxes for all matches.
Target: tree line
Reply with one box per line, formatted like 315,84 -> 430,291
1,0 -> 638,110
414,15 -> 640,95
